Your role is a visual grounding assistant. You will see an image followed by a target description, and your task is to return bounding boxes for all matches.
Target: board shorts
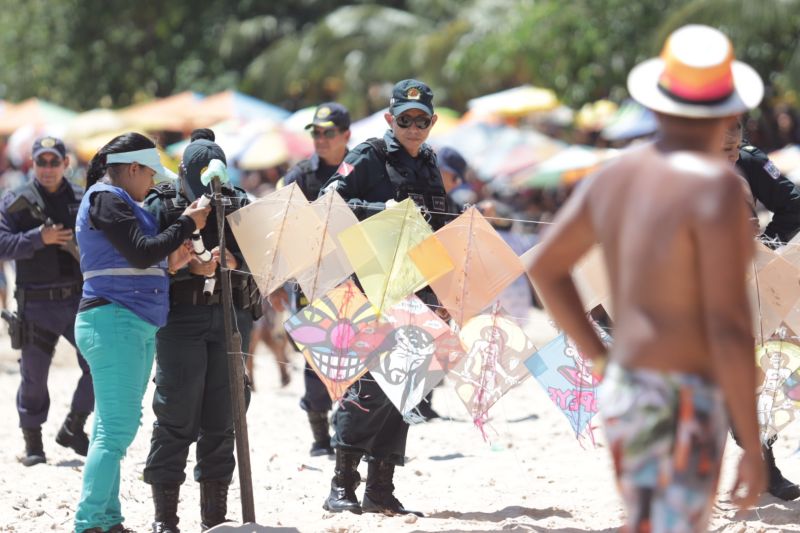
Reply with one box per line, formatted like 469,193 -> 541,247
599,362 -> 728,533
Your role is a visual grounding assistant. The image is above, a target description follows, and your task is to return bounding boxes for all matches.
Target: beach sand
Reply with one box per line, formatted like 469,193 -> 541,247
0,309 -> 798,533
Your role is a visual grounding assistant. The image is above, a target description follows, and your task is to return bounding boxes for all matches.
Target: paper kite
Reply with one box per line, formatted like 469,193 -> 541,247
292,190 -> 359,302
227,182 -> 334,295
409,206 -> 524,326
525,316 -> 611,443
747,245 -> 800,342
348,294 -> 466,418
755,336 -> 800,443
449,305 -> 536,439
337,198 -> 439,314
284,280 -> 378,402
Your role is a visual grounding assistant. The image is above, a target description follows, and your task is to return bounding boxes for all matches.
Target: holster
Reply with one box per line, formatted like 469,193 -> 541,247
1,310 -> 24,350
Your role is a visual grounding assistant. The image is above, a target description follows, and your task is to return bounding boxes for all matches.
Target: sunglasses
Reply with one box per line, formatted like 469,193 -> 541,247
310,129 -> 340,139
34,157 -> 63,168
395,114 -> 432,130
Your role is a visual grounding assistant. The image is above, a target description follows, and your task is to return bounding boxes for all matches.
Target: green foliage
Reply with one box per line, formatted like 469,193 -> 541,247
0,0 -> 798,115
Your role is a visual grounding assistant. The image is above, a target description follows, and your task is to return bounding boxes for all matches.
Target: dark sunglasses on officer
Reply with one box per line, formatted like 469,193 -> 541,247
310,128 -> 341,139
34,155 -> 64,168
395,114 -> 432,130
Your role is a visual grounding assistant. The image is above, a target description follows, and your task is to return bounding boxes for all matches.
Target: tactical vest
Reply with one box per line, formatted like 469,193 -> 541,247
12,180 -> 83,287
293,159 -> 326,201
148,182 -> 258,307
365,138 -> 449,230
76,183 -> 170,326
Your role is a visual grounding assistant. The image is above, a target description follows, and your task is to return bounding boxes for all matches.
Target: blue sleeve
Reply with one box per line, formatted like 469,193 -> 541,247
0,191 -> 46,260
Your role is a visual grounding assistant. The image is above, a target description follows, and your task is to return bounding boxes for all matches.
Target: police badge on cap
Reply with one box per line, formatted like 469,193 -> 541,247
32,136 -> 67,159
389,79 -> 434,116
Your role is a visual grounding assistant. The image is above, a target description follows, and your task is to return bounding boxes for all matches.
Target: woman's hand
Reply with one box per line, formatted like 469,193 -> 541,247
182,200 -> 211,230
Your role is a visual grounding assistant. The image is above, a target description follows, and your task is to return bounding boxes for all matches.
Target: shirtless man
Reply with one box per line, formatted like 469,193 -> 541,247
527,25 -> 766,532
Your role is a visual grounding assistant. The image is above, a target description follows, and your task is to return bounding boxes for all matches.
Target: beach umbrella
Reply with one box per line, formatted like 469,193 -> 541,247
512,145 -> 618,189
349,108 -> 390,146
119,91 -> 204,131
283,106 -> 318,134
64,109 -> 127,142
237,127 -> 313,170
190,90 -> 290,128
575,100 -> 618,132
601,100 -> 658,142
0,98 -> 77,136
467,85 -> 559,119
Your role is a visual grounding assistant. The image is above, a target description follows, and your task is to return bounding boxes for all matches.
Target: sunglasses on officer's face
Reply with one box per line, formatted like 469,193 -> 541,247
395,114 -> 432,130
310,128 -> 340,139
34,156 -> 63,168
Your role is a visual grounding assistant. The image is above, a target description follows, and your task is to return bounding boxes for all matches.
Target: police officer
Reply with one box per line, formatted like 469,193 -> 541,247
722,120 -> 800,501
142,130 -> 260,532
281,102 -> 351,457
723,120 -> 800,244
320,79 -> 447,517
0,136 -> 93,466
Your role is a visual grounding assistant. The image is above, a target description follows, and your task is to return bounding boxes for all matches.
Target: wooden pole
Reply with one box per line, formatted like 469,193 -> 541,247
212,178 -> 256,523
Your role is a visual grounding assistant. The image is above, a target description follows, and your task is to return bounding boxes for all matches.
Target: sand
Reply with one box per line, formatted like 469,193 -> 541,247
0,309 -> 798,533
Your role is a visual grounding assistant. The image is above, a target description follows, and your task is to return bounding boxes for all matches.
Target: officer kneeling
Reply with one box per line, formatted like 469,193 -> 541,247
142,130 -> 261,532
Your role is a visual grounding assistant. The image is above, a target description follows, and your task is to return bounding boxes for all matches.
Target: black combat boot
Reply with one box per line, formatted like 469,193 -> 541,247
764,443 -> 800,501
323,449 -> 362,514
362,460 -> 423,517
307,411 -> 334,457
199,479 -> 229,530
19,427 -> 46,466
151,484 -> 181,533
56,411 -> 90,456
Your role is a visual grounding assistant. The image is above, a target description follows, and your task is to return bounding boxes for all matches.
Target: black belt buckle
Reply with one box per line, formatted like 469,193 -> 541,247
59,286 -> 73,299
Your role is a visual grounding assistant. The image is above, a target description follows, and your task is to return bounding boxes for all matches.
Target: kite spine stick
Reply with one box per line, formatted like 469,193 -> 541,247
308,192 -> 334,303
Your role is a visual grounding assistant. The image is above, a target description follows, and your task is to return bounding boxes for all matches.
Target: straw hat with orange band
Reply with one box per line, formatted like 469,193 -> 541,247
627,25 -> 764,118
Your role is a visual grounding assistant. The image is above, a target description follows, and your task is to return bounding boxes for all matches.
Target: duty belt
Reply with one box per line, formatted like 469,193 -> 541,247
16,284 -> 82,302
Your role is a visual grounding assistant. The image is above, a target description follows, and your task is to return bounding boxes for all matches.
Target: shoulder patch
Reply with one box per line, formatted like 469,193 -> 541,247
337,161 -> 355,177
763,160 -> 782,180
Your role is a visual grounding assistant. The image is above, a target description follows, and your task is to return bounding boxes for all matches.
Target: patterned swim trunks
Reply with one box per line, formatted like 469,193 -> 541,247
599,362 -> 728,533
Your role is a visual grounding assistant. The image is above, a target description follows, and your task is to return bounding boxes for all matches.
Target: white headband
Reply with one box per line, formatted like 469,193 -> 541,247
106,148 -> 177,181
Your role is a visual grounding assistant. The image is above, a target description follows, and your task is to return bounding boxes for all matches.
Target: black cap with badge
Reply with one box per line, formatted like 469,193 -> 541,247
32,136 -> 67,159
305,102 -> 351,131
390,79 -> 434,116
181,134 -> 227,200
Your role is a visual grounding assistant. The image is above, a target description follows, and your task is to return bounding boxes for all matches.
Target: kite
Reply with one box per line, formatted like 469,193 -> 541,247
747,241 -> 800,342
293,190 -> 359,302
348,294 -> 466,419
284,280 -> 378,402
755,336 -> 800,443
409,206 -> 524,326
337,198 -> 442,314
227,182 -> 334,295
449,305 -> 536,439
525,313 -> 611,443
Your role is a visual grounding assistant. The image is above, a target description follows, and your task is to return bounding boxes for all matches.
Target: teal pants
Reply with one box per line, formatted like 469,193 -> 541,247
73,303 -> 158,533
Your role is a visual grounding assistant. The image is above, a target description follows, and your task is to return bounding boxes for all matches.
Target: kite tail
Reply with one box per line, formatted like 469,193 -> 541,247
473,409 -> 491,442
339,388 -> 370,413
404,410 -> 428,425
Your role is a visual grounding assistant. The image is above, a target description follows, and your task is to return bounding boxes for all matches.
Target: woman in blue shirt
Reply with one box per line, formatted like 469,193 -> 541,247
73,132 -> 209,533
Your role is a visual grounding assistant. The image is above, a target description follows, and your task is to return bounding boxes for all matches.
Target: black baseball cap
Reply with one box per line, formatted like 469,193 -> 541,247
305,102 -> 351,130
32,136 -> 67,159
438,146 -> 467,181
182,138 -> 227,199
389,79 -> 434,116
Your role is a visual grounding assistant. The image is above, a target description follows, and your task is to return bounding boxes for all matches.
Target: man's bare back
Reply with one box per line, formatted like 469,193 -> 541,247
584,143 -> 754,376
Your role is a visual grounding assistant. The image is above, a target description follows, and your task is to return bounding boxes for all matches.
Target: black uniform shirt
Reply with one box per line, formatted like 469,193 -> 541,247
736,145 -> 800,243
283,153 -> 344,201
